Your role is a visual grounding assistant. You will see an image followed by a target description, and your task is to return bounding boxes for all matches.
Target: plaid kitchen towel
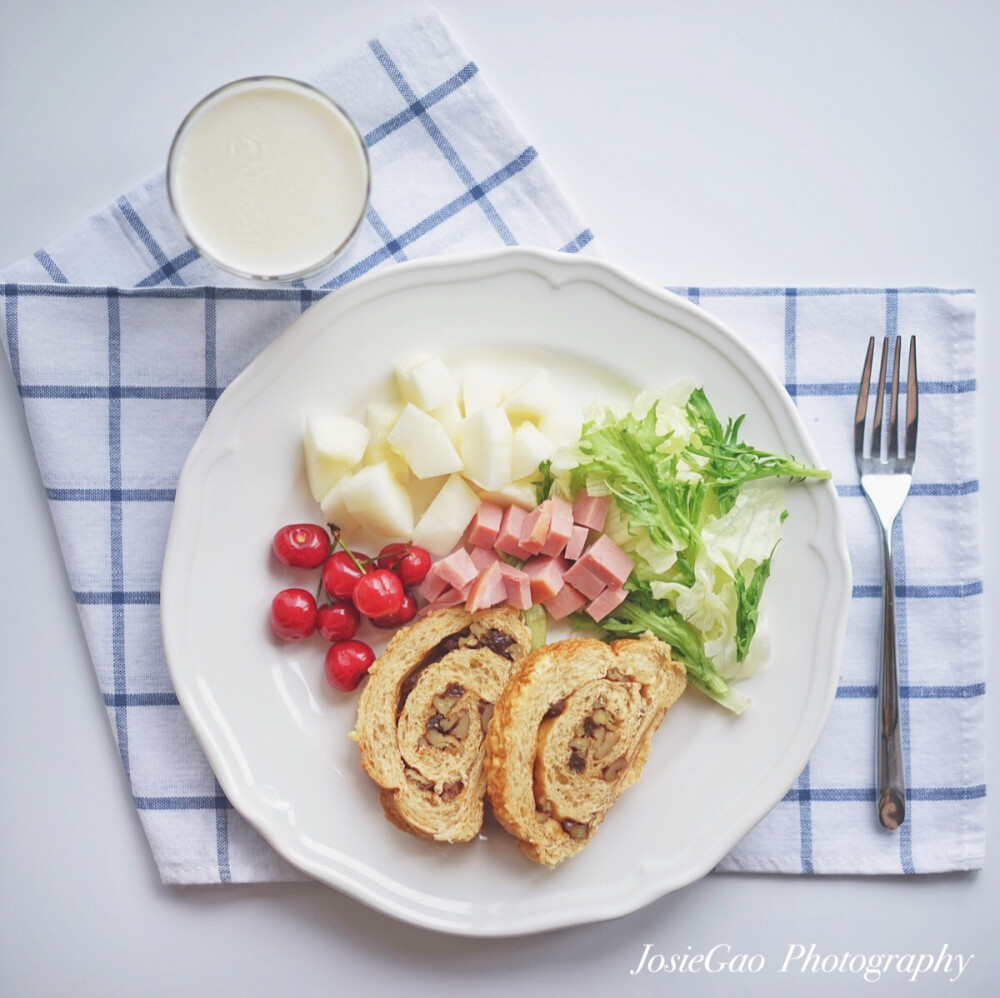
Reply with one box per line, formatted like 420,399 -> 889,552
1,11 -> 984,884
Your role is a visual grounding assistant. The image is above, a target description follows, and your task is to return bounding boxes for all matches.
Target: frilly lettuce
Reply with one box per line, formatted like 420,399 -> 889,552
544,383 -> 829,712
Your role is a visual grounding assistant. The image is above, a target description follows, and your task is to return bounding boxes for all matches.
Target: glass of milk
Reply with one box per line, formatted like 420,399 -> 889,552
167,77 -> 371,282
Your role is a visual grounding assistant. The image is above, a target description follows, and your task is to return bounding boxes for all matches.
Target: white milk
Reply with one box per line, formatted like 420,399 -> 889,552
168,78 -> 370,280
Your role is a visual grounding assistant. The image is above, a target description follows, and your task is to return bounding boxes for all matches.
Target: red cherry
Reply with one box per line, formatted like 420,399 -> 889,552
270,588 -> 317,640
352,568 -> 404,619
324,640 -> 376,691
272,524 -> 329,569
377,542 -> 432,587
371,591 -> 418,629
321,550 -> 373,600
316,601 -> 360,642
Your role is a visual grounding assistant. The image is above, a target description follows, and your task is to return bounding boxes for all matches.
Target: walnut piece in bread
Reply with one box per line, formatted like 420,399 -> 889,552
484,632 -> 686,866
352,606 -> 532,843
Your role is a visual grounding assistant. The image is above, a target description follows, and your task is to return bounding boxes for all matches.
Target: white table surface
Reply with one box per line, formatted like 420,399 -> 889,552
1,2 -> 996,995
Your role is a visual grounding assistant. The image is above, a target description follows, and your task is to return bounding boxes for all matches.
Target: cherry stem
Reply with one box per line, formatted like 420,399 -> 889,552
327,523 -> 368,573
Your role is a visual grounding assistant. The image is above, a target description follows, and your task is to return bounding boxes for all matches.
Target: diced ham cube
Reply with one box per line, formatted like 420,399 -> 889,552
419,584 -> 472,615
573,491 -> 611,531
469,546 -> 501,572
519,502 -> 552,555
499,563 -> 532,610
466,501 -> 504,548
586,585 -> 628,621
433,548 -> 478,591
494,504 -> 531,559
576,534 -> 635,588
564,523 -> 590,561
416,569 -> 450,603
539,494 -> 574,557
522,555 -> 568,603
543,582 -> 586,620
465,562 -> 508,612
562,558 -> 607,600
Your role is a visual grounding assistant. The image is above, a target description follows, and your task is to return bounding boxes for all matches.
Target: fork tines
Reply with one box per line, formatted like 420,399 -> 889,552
854,336 -> 918,465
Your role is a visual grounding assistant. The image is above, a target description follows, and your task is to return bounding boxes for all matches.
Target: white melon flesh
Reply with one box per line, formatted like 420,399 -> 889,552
460,406 -> 513,491
393,352 -> 431,401
339,461 -> 414,539
461,370 -> 506,417
303,412 -> 370,502
387,403 -> 463,479
318,474 -> 359,532
510,421 -> 553,480
412,474 -> 481,555
502,369 -> 557,423
396,354 -> 459,411
364,400 -> 403,443
539,402 -> 584,448
429,397 -> 463,446
363,401 -> 410,485
476,478 -> 538,511
408,474 -> 450,519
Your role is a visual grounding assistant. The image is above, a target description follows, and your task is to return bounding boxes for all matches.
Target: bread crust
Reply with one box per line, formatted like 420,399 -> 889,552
353,606 -> 532,843
484,632 -> 686,866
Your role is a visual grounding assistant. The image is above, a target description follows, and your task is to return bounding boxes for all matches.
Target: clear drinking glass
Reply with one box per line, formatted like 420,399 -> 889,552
167,76 -> 371,283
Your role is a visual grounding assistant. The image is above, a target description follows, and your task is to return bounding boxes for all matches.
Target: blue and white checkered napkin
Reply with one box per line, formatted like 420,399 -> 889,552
1,11 -> 985,884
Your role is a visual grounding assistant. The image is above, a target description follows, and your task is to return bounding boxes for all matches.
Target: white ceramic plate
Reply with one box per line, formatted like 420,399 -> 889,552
162,248 -> 850,936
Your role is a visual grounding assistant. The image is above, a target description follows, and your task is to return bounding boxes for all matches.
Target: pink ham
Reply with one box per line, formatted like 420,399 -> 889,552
563,523 -> 589,562
543,582 -> 586,620
499,563 -> 532,610
539,494 -> 574,557
433,547 -> 478,591
419,582 -> 473,615
466,501 -> 504,548
562,558 -> 607,600
494,504 -> 532,559
575,534 -> 634,588
519,502 -> 552,555
469,546 -> 501,572
416,569 -> 450,603
465,562 -> 507,612
586,585 -> 628,622
522,555 -> 568,602
572,491 -> 611,531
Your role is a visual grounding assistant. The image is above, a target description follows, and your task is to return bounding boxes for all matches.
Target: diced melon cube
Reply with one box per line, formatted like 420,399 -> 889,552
460,406 -> 513,491
363,403 -> 411,485
461,370 -> 506,417
412,474 -> 481,555
510,421 -> 553,480
318,474 -> 358,532
387,403 -> 464,479
539,403 -> 584,450
373,446 -> 410,486
365,400 -> 403,438
339,461 -> 413,539
364,401 -> 400,451
477,478 -> 539,510
302,412 -> 370,502
430,397 -> 463,446
396,354 -> 459,411
408,474 -> 450,518
393,352 -> 431,398
502,370 -> 556,423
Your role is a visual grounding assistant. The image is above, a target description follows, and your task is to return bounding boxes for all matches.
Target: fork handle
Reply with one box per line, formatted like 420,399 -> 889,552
876,523 -> 906,829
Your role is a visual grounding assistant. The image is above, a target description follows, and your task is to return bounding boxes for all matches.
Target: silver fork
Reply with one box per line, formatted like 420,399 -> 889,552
854,335 -> 918,830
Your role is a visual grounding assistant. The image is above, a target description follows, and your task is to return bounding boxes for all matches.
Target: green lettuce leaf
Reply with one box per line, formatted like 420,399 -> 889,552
548,384 -> 829,711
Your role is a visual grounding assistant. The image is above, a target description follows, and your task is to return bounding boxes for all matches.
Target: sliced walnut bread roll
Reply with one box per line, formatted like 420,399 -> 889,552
352,606 -> 532,843
484,633 -> 686,866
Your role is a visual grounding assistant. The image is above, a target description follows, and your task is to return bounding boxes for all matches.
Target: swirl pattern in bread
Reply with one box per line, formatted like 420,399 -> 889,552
484,632 -> 686,865
352,606 -> 532,843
